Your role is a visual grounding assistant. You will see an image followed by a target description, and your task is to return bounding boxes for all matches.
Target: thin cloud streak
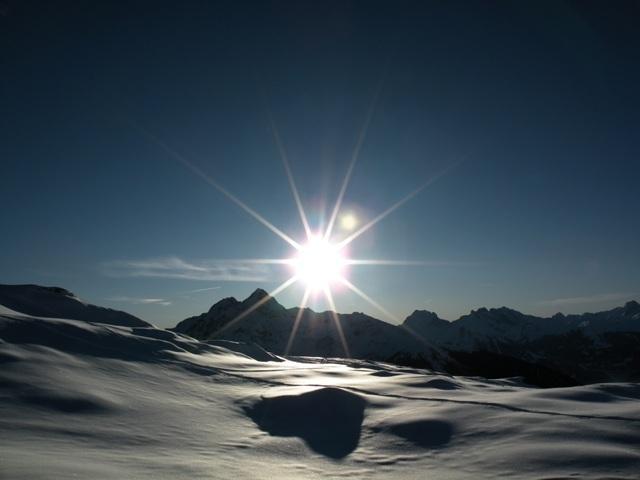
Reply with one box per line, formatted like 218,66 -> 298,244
180,286 -> 222,294
109,296 -> 172,306
539,292 -> 636,307
102,257 -> 269,282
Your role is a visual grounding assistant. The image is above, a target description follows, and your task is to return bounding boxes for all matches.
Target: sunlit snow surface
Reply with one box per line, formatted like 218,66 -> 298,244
1,312 -> 639,479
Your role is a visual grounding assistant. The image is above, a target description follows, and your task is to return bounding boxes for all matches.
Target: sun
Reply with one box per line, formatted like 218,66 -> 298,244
291,236 -> 346,290
140,93 -> 451,357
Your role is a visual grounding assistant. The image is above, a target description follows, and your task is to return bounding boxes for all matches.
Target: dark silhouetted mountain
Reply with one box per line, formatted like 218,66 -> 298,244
404,301 -> 640,351
174,289 -> 640,385
0,284 -> 151,327
404,303 -> 640,383
172,289 -> 449,371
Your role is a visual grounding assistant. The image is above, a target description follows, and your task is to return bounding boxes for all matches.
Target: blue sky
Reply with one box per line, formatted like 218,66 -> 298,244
1,1 -> 639,326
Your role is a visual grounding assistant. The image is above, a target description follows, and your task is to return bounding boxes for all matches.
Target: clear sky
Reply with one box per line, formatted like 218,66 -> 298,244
1,1 -> 639,327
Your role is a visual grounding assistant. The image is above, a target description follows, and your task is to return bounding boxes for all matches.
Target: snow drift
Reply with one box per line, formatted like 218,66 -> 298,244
2,300 -> 640,478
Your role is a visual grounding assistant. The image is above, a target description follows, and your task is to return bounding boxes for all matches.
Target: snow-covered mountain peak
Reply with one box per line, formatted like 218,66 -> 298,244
623,300 -> 640,315
41,285 -> 76,297
247,288 -> 270,301
403,310 -> 448,329
8,284 -> 79,301
494,306 -> 524,315
242,288 -> 286,314
0,283 -> 151,327
466,306 -> 524,318
207,296 -> 239,313
458,306 -> 528,328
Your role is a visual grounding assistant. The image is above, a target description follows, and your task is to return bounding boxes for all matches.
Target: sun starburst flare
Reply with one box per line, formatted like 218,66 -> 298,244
206,147 -> 454,356
290,235 -> 347,291
136,92 -> 457,358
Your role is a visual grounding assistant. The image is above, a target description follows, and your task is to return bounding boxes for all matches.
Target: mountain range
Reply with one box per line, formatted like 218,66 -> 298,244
173,288 -> 640,386
1,284 -> 638,387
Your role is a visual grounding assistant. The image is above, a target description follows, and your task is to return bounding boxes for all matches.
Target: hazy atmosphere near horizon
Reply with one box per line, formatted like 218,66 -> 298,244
2,0 -> 639,327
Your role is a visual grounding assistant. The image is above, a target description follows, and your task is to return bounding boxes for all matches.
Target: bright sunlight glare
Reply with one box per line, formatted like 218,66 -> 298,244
292,236 -> 347,290
139,84 -> 449,354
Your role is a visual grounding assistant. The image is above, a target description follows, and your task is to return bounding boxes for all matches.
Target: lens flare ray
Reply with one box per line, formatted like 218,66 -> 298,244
400,323 -> 441,351
339,277 -> 399,323
324,80 -> 384,241
268,111 -> 313,240
284,287 -> 311,356
324,287 -> 350,358
134,122 -> 301,250
346,259 -> 448,266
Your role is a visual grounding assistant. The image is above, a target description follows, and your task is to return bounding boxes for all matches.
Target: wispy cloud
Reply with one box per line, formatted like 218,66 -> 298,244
180,286 -> 222,294
102,256 -> 269,282
108,296 -> 172,306
539,292 -> 635,307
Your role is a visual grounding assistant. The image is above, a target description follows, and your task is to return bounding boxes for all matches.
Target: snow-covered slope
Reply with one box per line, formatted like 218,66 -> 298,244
1,310 -> 639,479
0,284 -> 150,327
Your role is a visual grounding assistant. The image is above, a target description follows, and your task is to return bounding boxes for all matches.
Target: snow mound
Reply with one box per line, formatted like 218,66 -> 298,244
375,419 -> 453,449
409,377 -> 461,390
206,339 -> 284,362
244,387 -> 366,459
